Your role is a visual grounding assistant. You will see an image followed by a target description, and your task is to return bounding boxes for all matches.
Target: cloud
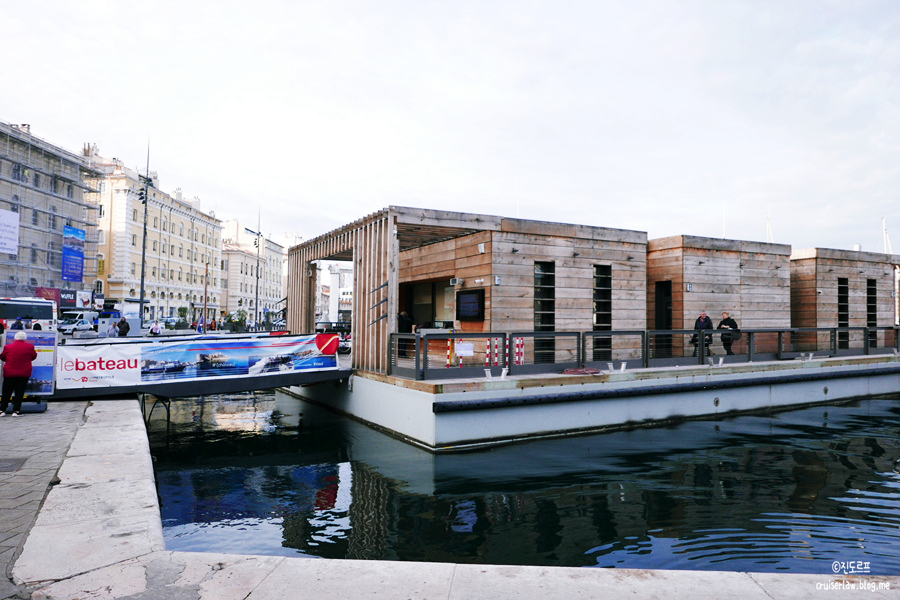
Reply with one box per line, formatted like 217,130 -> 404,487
1,0 -> 898,253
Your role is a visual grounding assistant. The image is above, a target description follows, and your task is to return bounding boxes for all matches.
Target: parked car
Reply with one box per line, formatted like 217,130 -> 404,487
59,318 -> 94,335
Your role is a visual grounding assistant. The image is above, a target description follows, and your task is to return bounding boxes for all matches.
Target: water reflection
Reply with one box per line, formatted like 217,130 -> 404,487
149,392 -> 900,573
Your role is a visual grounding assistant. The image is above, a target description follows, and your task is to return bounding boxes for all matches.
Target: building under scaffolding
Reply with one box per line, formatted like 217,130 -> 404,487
0,121 -> 99,298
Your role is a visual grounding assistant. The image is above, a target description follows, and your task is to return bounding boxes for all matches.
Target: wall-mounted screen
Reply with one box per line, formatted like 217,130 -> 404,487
456,288 -> 485,321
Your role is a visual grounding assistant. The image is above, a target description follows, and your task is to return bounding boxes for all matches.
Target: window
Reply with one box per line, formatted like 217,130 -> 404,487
867,279 -> 877,348
153,217 -> 158,228
98,230 -> 105,244
49,211 -> 57,230
47,251 -> 56,266
178,270 -> 182,281
99,204 -> 105,218
12,164 -> 23,181
534,261 -> 556,363
94,280 -> 103,294
32,209 -> 40,226
33,172 -> 40,188
31,247 -> 38,264
592,265 -> 612,361
67,184 -> 73,199
133,209 -> 138,221
132,235 -> 137,247
50,178 -> 58,193
9,195 -> 18,212
161,243 -> 166,254
152,267 -> 157,277
131,263 -> 136,276
838,277 -> 849,349
152,240 -> 157,251
179,246 -> 183,258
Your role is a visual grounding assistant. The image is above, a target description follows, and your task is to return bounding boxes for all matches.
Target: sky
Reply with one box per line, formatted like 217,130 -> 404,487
3,1 -> 898,253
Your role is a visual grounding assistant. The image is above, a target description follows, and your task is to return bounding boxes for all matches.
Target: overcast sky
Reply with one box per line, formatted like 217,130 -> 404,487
3,1 -> 898,253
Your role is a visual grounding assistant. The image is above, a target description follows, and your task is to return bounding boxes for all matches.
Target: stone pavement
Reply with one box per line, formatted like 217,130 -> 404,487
3,399 -> 899,599
0,401 -> 87,600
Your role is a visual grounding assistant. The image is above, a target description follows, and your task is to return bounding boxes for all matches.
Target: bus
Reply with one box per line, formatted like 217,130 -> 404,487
0,297 -> 58,332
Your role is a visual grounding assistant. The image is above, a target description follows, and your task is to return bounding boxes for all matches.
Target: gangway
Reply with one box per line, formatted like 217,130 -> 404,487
52,333 -> 351,400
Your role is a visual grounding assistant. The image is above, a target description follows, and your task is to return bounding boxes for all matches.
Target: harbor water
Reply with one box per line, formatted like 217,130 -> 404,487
147,390 -> 900,574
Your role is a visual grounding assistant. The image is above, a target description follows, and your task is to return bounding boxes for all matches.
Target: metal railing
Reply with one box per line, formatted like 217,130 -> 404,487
389,327 -> 900,380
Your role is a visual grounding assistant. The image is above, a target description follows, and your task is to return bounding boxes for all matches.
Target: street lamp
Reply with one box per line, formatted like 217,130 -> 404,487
137,175 -> 150,330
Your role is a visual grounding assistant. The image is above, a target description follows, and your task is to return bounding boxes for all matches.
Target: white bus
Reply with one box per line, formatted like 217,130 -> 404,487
0,297 -> 58,332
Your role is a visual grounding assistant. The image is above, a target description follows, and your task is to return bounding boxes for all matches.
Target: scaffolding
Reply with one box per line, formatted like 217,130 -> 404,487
0,121 -> 100,297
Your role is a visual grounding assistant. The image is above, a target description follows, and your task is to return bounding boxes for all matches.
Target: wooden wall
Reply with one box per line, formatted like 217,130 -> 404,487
399,231 -> 494,331
398,219 -> 647,333
647,236 -> 792,330
287,209 -> 396,374
790,248 -> 899,328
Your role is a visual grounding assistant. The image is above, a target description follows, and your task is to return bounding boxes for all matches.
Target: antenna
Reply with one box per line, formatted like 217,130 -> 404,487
884,217 -> 893,254
766,215 -> 773,243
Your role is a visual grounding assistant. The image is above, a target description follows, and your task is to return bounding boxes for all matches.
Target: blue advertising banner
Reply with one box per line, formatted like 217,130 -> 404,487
56,334 -> 340,389
61,226 -> 85,282
1,331 -> 57,395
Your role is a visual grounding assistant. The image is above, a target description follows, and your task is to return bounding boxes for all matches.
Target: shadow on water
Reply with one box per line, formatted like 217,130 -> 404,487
148,391 -> 900,574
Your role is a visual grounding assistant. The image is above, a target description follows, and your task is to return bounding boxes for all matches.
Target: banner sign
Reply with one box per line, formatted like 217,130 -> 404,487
34,287 -> 61,306
0,209 -> 20,255
61,226 -> 85,282
55,334 -> 339,390
60,289 -> 77,308
57,344 -> 141,389
1,331 -> 57,396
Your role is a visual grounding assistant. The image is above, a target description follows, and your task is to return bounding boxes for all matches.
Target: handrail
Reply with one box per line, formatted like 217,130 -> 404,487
389,326 -> 900,380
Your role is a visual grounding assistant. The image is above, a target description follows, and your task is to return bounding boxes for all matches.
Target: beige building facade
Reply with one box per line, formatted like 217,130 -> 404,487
85,147 -> 222,323
0,122 -> 99,298
221,220 -> 285,325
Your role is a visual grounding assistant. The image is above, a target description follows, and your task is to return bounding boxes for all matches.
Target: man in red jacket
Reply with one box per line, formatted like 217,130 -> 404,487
0,331 -> 37,416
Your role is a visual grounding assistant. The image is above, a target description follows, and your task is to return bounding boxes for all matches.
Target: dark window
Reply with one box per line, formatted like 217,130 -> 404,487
32,210 -> 39,226
534,261 -> 555,363
867,278 -> 877,348
838,277 -> 849,349
33,172 -> 40,188
592,265 -> 612,361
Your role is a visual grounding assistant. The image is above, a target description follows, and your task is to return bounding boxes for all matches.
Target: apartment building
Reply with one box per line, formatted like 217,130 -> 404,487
85,147 -> 222,323
0,122 -> 100,300
221,220 -> 284,325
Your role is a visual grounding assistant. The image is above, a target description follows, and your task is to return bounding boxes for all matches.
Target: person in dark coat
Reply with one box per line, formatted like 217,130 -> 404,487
690,310 -> 714,356
717,311 -> 740,355
117,318 -> 131,337
9,318 -> 24,331
0,331 -> 37,416
397,311 -> 413,357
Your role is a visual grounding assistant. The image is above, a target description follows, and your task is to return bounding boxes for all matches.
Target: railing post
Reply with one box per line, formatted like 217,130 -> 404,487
641,331 -> 649,369
864,327 -> 870,355
419,333 -> 427,380
575,335 -> 584,368
830,328 -> 837,354
697,330 -> 705,365
747,332 -> 754,362
777,331 -> 784,359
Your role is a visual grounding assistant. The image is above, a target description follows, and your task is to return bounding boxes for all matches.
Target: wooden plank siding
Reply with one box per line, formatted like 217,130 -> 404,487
790,248 -> 900,331
648,236 -> 792,332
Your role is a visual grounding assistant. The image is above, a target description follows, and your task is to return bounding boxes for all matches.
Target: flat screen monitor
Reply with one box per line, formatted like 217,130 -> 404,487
456,288 -> 485,321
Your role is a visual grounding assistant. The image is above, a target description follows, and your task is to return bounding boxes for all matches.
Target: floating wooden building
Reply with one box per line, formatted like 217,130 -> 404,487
791,248 -> 900,349
287,206 -> 647,375
647,235 -> 793,331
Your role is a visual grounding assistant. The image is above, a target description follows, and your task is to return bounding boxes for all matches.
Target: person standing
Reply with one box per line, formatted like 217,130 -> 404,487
9,318 -> 24,331
690,310 -> 714,356
106,320 -> 118,337
117,317 -> 130,337
0,331 -> 37,416
149,320 -> 161,336
717,311 -> 740,355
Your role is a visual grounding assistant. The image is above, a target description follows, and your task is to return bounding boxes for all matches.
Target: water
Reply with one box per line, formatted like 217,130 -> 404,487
148,392 -> 900,574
